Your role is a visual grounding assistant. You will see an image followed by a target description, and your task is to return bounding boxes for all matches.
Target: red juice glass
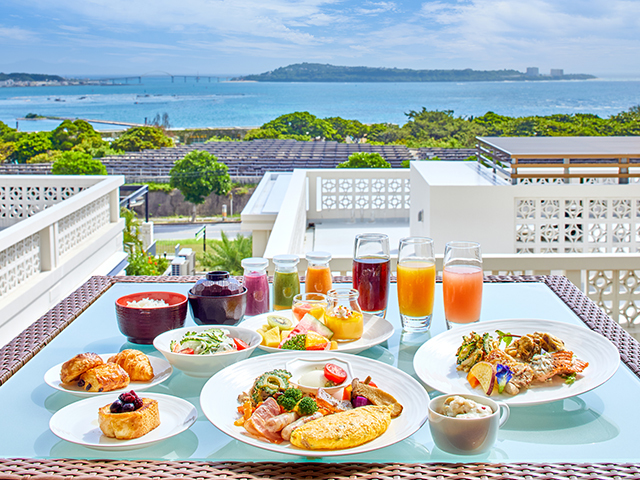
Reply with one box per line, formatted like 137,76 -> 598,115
352,233 -> 390,318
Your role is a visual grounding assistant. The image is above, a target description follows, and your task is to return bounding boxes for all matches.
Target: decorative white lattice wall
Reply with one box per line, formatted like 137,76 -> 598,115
0,233 -> 41,296
588,269 -> 640,330
0,185 -> 85,226
57,195 -> 111,257
313,174 -> 410,219
515,197 -> 640,253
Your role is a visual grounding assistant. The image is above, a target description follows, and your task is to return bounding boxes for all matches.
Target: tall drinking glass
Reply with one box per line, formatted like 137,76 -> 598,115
443,241 -> 483,328
397,237 -> 436,332
352,233 -> 390,318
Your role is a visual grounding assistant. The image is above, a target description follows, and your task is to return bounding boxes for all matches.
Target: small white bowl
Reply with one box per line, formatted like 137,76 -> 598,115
285,357 -> 353,395
153,325 -> 261,378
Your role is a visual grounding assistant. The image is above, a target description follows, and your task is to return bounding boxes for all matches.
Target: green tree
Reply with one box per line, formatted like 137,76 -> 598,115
51,151 -> 107,175
262,111 -> 338,140
28,150 -> 63,164
170,150 -> 231,221
111,126 -> 174,152
14,131 -> 53,163
0,121 -> 21,143
201,231 -> 252,275
121,207 -> 170,276
401,109 -> 486,147
50,119 -> 106,151
336,152 -> 391,169
0,141 -> 16,163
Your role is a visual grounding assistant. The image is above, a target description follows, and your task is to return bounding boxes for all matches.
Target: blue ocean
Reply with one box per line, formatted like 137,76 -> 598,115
0,77 -> 638,132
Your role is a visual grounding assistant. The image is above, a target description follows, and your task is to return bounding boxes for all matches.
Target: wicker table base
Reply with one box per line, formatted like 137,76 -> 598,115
1,275 -> 639,479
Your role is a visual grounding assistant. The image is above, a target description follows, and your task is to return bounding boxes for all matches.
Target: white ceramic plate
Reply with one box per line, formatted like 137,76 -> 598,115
413,318 -> 620,406
44,354 -> 173,397
49,393 -> 197,450
239,310 -> 394,354
200,351 -> 429,457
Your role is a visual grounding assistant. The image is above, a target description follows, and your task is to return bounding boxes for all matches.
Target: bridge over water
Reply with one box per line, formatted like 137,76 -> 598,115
94,71 -> 234,84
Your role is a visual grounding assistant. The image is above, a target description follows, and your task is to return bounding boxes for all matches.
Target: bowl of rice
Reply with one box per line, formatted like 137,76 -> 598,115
153,325 -> 261,377
115,291 -> 188,344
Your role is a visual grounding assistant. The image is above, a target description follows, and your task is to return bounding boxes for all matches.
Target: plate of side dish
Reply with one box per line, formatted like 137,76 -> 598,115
44,353 -> 173,397
413,319 -> 620,406
49,392 -> 197,450
239,310 -> 394,354
200,351 -> 429,457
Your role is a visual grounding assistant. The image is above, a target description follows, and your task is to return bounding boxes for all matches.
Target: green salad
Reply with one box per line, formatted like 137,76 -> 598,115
170,328 -> 237,355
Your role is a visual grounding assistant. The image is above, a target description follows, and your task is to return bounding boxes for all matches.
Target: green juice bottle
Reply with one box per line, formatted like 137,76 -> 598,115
273,254 -> 300,311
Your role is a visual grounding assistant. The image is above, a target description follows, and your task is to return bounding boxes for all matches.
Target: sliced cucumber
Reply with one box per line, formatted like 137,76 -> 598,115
267,314 -> 294,330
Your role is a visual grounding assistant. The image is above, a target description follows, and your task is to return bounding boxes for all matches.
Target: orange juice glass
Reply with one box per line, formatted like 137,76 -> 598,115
443,242 -> 483,327
397,237 -> 435,332
305,251 -> 333,294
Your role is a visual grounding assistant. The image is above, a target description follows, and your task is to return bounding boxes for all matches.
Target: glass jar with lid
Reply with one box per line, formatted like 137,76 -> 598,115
305,251 -> 333,294
241,257 -> 270,316
272,254 -> 300,311
324,287 -> 364,341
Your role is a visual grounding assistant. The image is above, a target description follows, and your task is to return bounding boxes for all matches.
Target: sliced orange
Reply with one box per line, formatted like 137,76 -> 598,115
466,371 -> 480,389
469,361 -> 495,395
305,331 -> 330,350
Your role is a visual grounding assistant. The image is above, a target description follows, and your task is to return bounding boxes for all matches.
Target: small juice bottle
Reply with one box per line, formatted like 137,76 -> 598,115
273,254 -> 300,311
241,257 -> 270,316
305,251 -> 333,294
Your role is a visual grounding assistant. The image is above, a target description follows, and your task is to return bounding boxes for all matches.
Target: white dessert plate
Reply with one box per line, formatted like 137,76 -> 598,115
44,354 -> 173,397
49,392 -> 197,450
240,310 -> 394,354
200,351 -> 429,457
413,318 -> 620,406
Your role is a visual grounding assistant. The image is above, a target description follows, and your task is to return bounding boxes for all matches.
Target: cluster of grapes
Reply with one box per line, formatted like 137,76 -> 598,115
110,390 -> 143,413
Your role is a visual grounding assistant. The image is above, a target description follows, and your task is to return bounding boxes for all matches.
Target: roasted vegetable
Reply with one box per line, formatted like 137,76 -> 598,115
281,334 -> 307,350
277,387 -> 303,411
456,332 -> 497,372
250,369 -> 292,405
296,396 -> 319,416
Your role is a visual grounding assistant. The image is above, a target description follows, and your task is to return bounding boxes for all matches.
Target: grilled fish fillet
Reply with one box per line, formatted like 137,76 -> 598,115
289,405 -> 392,450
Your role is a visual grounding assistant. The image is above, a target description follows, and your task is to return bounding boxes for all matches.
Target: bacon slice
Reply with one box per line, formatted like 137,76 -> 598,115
244,397 -> 283,443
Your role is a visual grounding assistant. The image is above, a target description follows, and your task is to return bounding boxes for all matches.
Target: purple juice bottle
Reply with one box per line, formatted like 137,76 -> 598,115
241,257 -> 270,316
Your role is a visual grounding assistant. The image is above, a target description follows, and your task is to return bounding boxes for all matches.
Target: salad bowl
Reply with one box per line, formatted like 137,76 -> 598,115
153,325 -> 261,378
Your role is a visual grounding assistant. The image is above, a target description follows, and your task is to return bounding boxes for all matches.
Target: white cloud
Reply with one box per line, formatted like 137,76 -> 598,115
0,25 -> 37,42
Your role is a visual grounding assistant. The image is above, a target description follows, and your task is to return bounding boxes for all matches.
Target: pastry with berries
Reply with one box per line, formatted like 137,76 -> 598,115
98,390 -> 160,439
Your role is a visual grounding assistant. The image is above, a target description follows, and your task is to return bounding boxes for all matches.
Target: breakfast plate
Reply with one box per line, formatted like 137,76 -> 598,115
44,354 -> 173,397
239,310 -> 394,354
200,351 -> 429,457
413,318 -> 620,406
49,393 -> 197,450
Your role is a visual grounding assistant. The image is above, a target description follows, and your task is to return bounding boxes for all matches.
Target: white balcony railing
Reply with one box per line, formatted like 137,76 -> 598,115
0,175 -> 126,347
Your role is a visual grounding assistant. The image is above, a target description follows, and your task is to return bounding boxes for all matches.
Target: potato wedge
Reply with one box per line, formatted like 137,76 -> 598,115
469,361 -> 495,395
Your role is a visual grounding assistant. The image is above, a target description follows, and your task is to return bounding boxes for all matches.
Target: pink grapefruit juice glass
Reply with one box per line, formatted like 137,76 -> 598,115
443,241 -> 483,328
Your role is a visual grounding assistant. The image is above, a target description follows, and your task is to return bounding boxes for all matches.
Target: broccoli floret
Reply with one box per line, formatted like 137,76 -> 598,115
296,396 -> 319,416
281,334 -> 306,350
277,387 -> 303,411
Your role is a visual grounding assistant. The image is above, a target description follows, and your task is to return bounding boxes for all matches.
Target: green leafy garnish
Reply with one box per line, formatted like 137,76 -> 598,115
563,373 -> 577,385
496,330 -> 514,348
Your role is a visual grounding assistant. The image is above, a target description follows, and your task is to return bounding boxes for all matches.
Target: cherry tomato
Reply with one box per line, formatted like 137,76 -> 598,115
324,363 -> 347,384
179,348 -> 195,354
233,338 -> 250,351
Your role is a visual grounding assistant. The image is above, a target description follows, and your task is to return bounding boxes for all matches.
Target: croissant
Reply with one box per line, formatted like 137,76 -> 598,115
60,353 -> 104,384
108,349 -> 154,382
78,363 -> 130,392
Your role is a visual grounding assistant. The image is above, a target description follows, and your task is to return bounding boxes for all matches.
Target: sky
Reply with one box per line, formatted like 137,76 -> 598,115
1,0 -> 639,77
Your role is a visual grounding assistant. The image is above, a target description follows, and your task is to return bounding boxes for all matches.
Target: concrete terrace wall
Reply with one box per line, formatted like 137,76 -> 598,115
134,188 -> 256,217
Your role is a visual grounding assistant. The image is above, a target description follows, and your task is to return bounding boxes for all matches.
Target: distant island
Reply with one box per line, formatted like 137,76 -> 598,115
233,63 -> 596,82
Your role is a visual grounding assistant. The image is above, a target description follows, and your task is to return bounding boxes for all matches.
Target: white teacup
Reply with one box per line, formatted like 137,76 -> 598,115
428,393 -> 510,455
